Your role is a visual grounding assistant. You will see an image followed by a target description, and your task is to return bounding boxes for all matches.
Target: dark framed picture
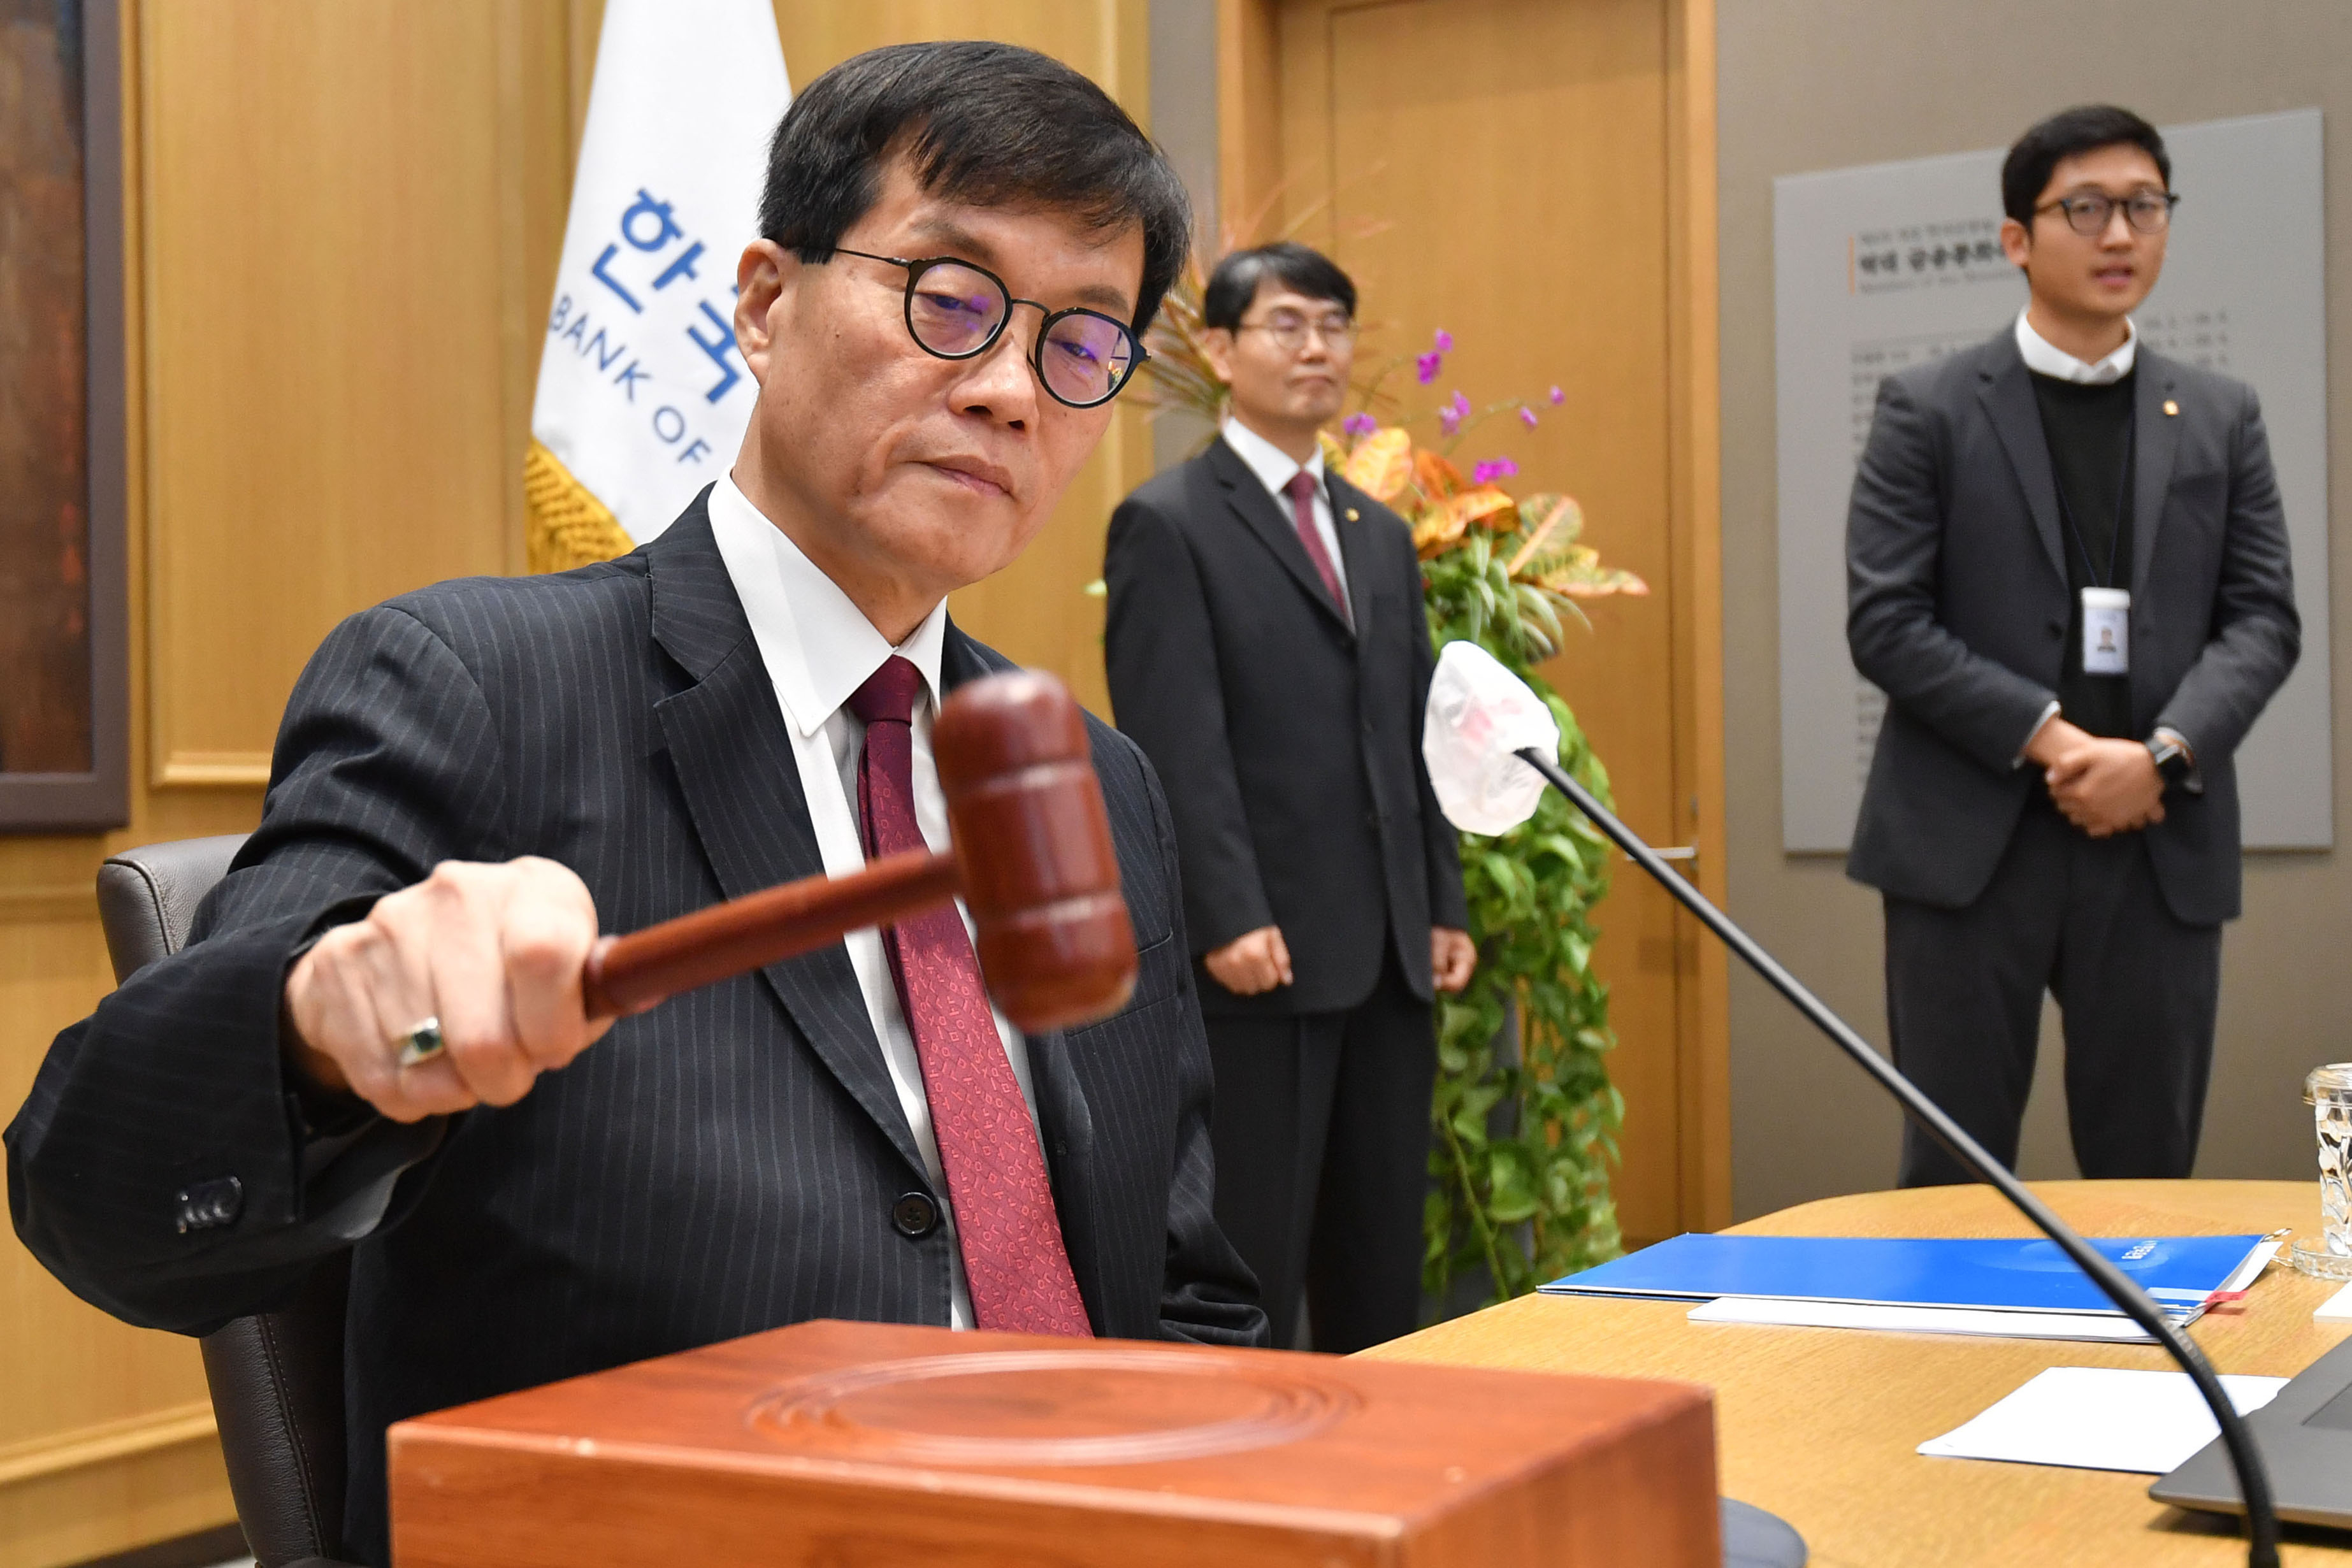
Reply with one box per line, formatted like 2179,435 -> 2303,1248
0,0 -> 127,831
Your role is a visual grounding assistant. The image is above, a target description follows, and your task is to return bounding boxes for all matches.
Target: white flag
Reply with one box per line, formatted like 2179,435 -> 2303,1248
525,0 -> 790,570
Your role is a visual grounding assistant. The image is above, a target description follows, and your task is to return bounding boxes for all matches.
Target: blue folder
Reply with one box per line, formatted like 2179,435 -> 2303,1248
1539,1233 -> 2267,1316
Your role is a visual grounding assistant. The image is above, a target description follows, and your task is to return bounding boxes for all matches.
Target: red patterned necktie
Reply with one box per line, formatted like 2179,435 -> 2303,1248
848,656 -> 1092,1337
1284,470 -> 1351,627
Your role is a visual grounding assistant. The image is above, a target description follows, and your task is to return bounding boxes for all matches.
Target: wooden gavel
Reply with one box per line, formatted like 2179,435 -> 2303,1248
577,670 -> 1138,1033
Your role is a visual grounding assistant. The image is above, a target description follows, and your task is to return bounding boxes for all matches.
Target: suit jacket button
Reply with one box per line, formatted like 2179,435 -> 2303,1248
892,1192 -> 939,1237
174,1176 -> 243,1234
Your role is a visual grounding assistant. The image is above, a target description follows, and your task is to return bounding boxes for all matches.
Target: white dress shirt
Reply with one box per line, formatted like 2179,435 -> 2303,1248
1221,416 -> 1350,600
705,472 -> 1044,1330
2016,308 -> 2137,385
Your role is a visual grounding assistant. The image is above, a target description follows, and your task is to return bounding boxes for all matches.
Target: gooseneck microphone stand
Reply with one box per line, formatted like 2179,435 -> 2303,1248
1513,747 -> 2281,1568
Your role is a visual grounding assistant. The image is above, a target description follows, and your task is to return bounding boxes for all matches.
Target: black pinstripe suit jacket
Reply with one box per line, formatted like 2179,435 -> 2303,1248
6,492 -> 1266,1564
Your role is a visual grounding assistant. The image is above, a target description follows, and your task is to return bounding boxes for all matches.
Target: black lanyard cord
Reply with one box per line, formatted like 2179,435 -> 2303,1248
2053,414 -> 2135,591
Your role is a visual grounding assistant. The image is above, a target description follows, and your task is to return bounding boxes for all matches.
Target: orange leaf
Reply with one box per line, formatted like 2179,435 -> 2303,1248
1339,426 -> 1413,501
1413,508 -> 1469,559
1413,447 -> 1467,501
1434,485 -> 1516,533
1506,494 -> 1582,575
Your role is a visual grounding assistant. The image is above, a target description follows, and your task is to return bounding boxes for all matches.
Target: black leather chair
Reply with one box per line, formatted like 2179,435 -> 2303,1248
96,835 -> 357,1568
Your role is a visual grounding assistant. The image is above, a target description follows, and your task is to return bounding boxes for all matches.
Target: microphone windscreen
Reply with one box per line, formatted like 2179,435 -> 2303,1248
1422,640 -> 1561,836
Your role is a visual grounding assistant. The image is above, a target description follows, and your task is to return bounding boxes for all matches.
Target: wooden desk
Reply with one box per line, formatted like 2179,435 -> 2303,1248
1365,1180 -> 2352,1567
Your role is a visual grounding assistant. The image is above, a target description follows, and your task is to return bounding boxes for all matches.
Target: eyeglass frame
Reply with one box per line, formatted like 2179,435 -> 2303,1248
829,247 -> 1150,408
2031,188 -> 2182,238
1232,310 -> 1358,353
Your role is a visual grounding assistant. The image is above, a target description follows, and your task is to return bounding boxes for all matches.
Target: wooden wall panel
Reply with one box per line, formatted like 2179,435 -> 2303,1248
1218,0 -> 1284,238
0,915 -> 231,1568
1663,0 -> 1729,1232
1271,0 -> 1726,1243
0,1444 -> 233,1568
140,0 -> 569,786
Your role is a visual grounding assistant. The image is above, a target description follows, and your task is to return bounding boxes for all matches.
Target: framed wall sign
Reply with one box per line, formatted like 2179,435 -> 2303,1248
0,0 -> 128,831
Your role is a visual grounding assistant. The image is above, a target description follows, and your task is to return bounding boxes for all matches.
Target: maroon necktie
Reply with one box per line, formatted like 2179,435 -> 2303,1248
1284,470 -> 1351,627
848,656 -> 1092,1337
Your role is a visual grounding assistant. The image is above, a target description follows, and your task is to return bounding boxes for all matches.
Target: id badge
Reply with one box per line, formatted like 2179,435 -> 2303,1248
2081,586 -> 2130,675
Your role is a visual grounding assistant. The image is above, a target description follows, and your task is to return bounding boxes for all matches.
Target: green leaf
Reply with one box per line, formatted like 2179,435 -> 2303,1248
1417,597 -> 1624,1321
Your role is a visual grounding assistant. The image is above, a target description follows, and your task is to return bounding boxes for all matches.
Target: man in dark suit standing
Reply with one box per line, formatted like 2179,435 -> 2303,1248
8,44 -> 1263,1564
1847,105 -> 2299,1188
1103,243 -> 1473,1353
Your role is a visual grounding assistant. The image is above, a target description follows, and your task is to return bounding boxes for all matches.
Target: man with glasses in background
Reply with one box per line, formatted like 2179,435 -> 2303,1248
11,43 -> 1266,1565
1847,105 -> 2298,1188
1104,243 -> 1473,1352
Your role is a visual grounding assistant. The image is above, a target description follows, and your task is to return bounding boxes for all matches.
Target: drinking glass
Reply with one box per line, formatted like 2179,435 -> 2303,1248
2290,1063 -> 2352,1279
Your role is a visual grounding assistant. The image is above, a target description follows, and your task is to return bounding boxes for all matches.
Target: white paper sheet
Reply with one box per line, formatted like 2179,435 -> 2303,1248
2316,1279 -> 2352,1321
1687,1295 -> 2179,1342
1918,1367 -> 2288,1474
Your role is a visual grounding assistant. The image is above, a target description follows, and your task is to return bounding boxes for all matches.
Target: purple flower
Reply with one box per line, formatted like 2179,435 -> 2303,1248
1433,329 -> 1455,353
1548,384 -> 1565,405
1341,412 -> 1378,438
1437,405 -> 1464,437
1473,456 -> 1519,486
1450,390 -> 1472,417
1519,406 -> 1539,428
1415,351 -> 1443,385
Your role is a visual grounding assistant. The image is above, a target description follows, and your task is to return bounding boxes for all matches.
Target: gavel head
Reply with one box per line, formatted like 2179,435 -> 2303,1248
933,672 -> 1138,1032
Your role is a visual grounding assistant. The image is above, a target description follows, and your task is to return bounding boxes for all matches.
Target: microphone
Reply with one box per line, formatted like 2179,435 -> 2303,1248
1422,642 -> 2282,1568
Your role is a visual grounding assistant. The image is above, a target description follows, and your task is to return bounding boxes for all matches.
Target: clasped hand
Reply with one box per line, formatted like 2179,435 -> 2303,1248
1203,924 -> 1476,996
2026,717 -> 2164,838
283,857 -> 614,1122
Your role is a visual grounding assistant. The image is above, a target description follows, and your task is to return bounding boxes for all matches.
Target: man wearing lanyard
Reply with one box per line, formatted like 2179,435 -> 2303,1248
1845,105 -> 2299,1187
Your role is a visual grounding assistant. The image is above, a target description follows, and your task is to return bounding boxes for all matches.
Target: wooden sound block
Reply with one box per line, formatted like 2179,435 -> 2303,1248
387,1320 -> 1719,1567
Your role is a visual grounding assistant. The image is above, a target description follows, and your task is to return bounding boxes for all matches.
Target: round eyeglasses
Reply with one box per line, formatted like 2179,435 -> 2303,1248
832,248 -> 1148,409
1237,310 -> 1357,354
2035,189 -> 2180,238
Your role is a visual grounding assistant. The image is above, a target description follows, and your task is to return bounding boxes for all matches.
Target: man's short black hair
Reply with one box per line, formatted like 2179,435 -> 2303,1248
1202,242 -> 1357,332
758,41 -> 1190,334
2002,104 -> 2171,225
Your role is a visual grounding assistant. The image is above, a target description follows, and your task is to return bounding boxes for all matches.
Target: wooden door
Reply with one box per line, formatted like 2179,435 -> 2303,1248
1256,0 -> 1726,1242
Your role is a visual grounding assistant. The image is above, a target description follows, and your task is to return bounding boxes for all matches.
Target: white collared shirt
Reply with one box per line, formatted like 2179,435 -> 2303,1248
2016,309 -> 2137,385
705,472 -> 1043,1331
1221,416 -> 1350,601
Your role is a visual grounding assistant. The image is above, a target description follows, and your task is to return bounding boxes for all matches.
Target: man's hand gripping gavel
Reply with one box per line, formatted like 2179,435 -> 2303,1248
283,673 -> 1137,1123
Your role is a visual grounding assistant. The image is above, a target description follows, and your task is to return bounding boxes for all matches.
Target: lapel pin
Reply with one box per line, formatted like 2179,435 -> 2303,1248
1344,507 -> 1360,522
2163,399 -> 2180,417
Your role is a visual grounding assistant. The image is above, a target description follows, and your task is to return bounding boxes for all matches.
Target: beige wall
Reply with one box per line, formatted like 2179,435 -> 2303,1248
0,4 -> 1150,1563
1718,0 -> 2352,1218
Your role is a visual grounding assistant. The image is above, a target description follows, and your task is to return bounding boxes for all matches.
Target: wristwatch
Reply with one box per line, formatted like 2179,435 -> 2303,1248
2146,733 -> 2195,791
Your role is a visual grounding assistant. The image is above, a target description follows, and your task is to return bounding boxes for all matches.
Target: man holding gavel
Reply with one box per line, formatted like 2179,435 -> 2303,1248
8,42 -> 1264,1566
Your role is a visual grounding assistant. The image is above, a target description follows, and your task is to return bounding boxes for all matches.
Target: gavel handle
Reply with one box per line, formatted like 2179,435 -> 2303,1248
580,849 -> 963,1019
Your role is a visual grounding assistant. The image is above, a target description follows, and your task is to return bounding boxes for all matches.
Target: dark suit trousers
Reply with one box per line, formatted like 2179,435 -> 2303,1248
1885,795 -> 2220,1188
1205,954 -> 1434,1353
